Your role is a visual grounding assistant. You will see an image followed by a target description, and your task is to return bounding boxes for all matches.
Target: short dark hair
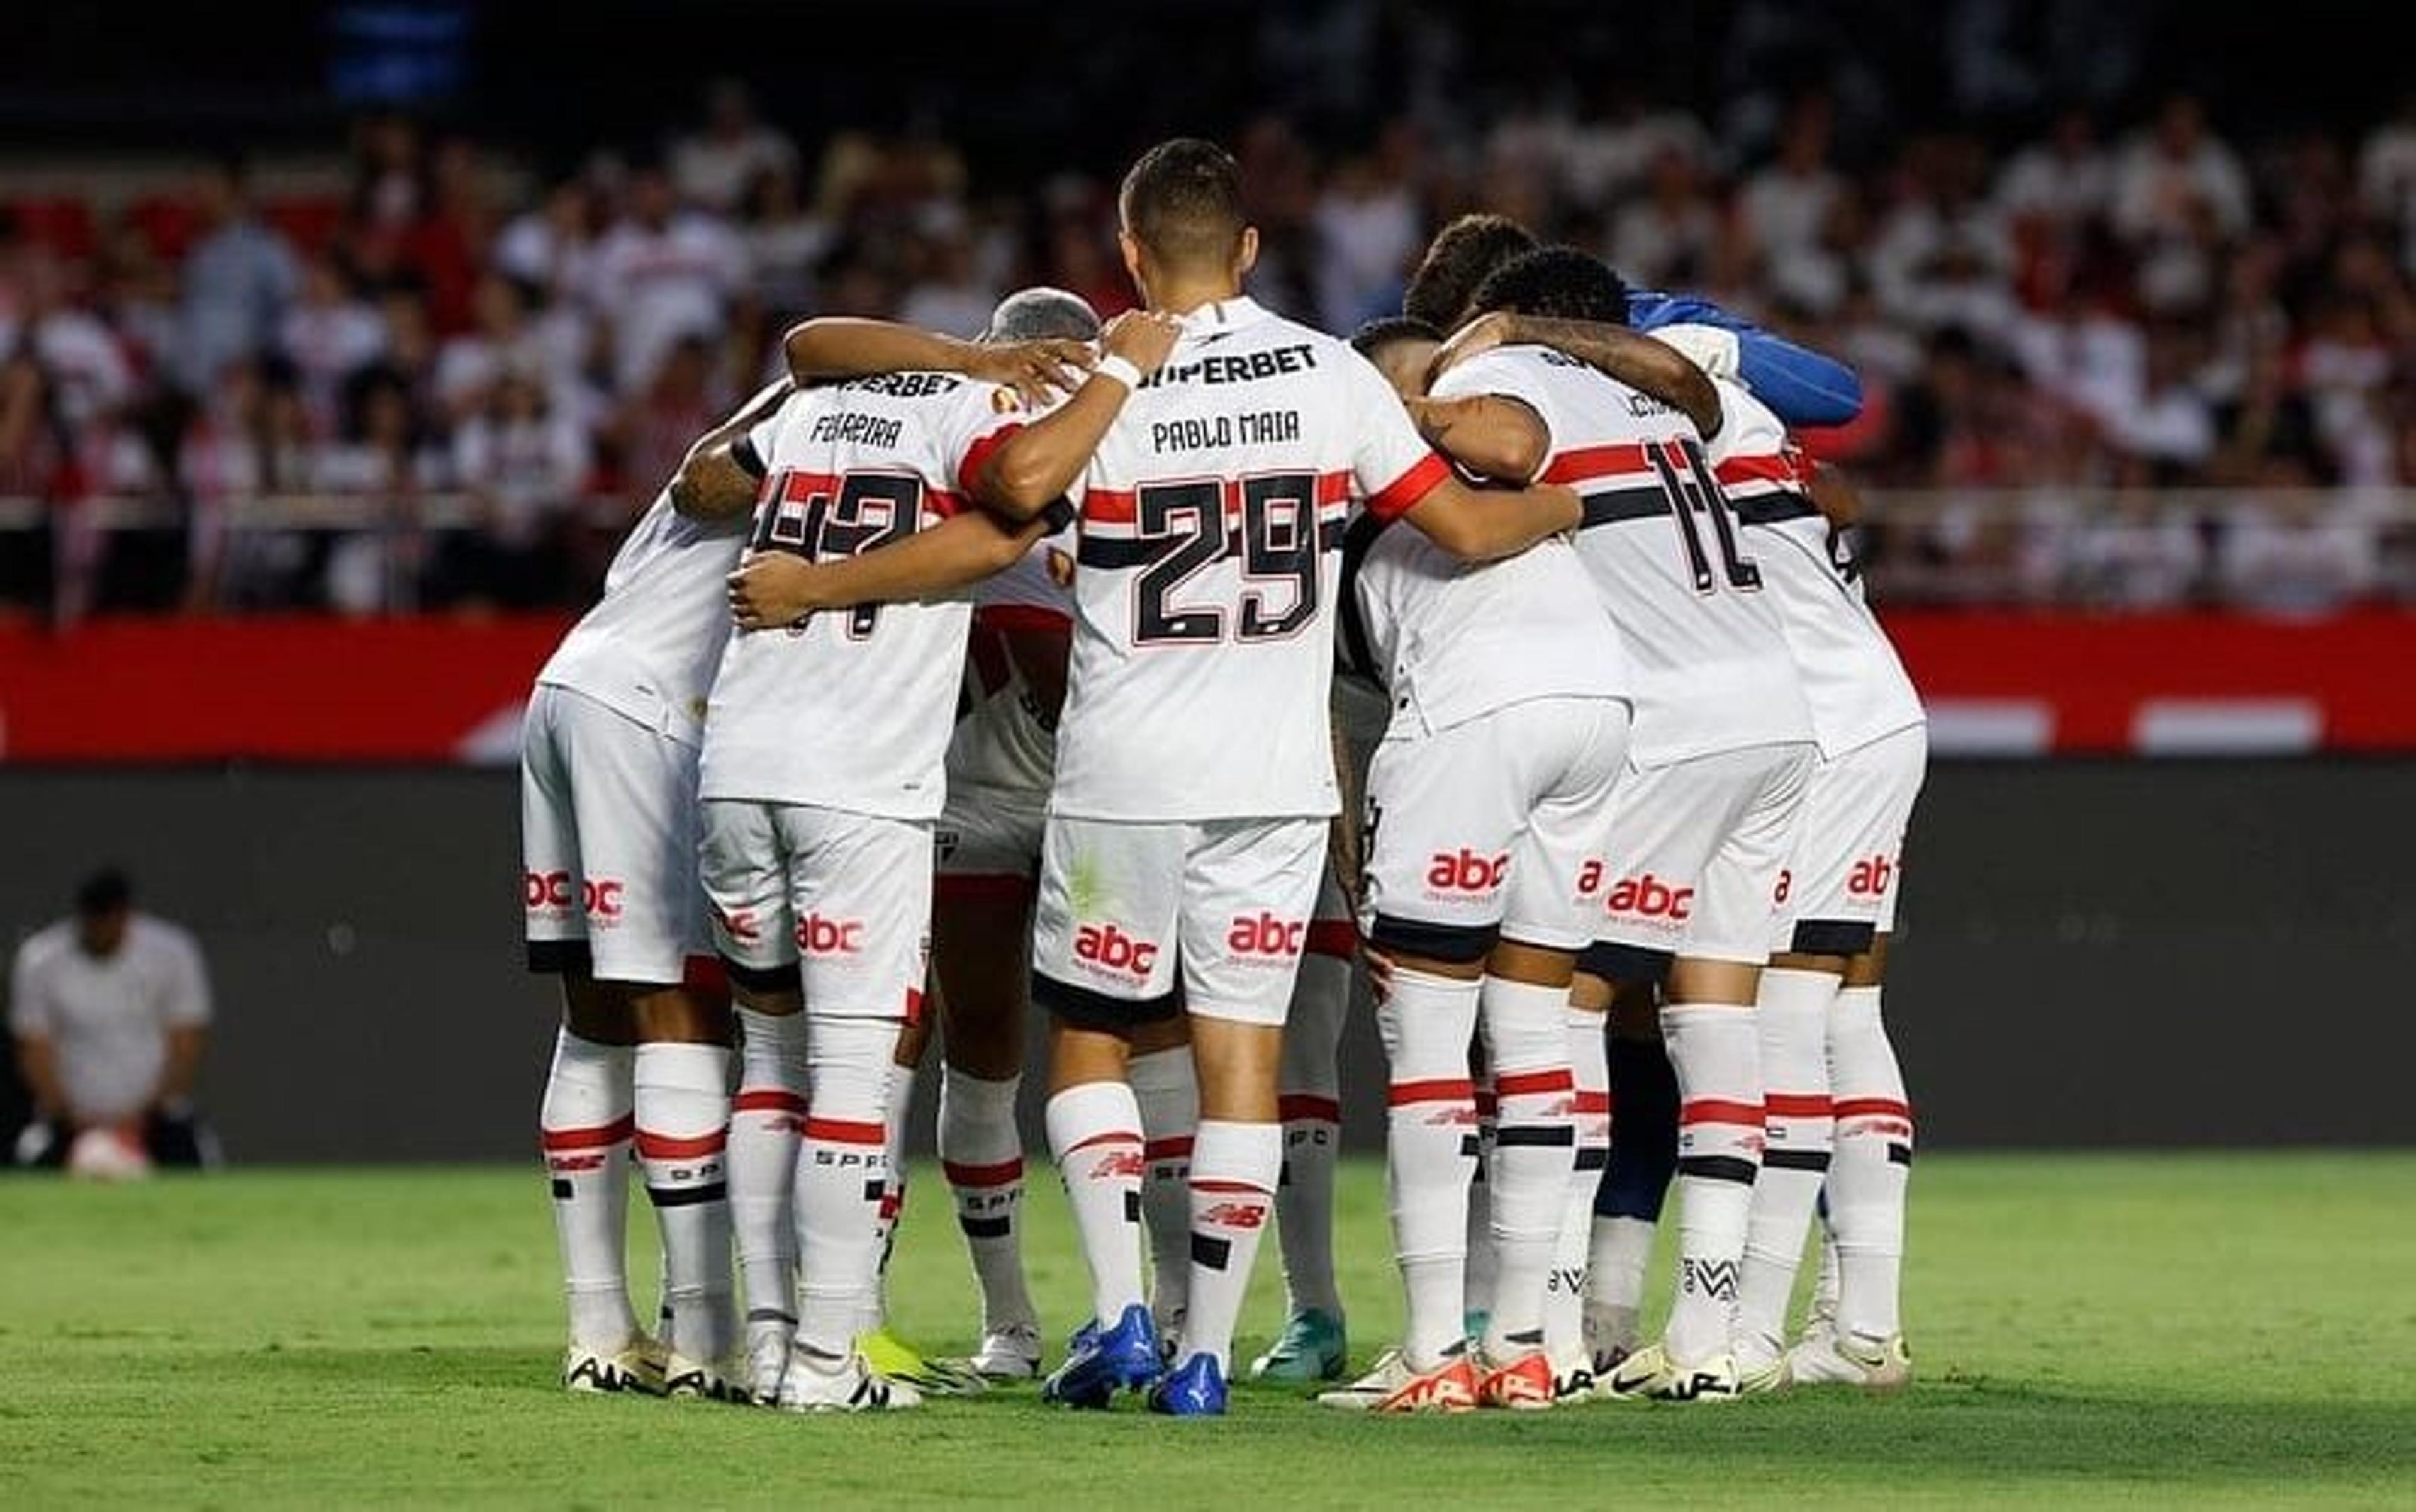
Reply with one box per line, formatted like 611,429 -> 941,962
1119,138 -> 1247,272
984,286 -> 1101,343
75,868 -> 132,917
1469,245 -> 1633,326
1404,214 -> 1538,330
1348,315 -> 1443,359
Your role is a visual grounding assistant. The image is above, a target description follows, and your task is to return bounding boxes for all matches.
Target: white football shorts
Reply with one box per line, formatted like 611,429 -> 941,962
1360,696 -> 1632,960
520,682 -> 710,985
698,798 -> 932,1022
1581,740 -> 1816,978
1031,815 -> 1327,1029
1774,723 -> 1927,955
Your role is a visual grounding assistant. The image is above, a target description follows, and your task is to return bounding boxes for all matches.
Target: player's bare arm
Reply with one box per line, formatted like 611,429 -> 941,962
1408,392 -> 1553,483
1400,473 -> 1584,563
783,317 -> 1092,408
726,507 -> 1065,631
1807,459 -> 1864,527
971,310 -> 1183,520
668,379 -> 796,520
1436,310 -> 1723,439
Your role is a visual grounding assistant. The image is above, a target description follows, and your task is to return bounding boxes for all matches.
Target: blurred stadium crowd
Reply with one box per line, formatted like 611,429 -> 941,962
6,62 -> 2416,617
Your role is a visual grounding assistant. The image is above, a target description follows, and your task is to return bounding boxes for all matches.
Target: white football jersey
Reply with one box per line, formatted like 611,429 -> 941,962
947,527 -> 1076,795
699,372 -> 1026,819
1344,352 -> 1629,739
1052,296 -> 1450,822
535,488 -> 747,747
1708,380 -> 1925,758
1466,344 -> 1812,766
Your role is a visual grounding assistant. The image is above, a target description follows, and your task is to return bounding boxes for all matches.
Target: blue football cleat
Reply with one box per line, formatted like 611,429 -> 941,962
1148,1351 -> 1229,1416
1041,1304 -> 1161,1409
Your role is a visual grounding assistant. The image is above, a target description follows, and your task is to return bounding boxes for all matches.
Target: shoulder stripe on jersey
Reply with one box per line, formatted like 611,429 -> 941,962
1083,470 -> 1354,525
1713,452 -> 1805,490
1078,516 -> 1348,570
1365,452 -> 1452,522
1541,442 -> 1653,486
957,422 -> 1026,498
1730,492 -> 1820,526
1577,484 -> 1669,529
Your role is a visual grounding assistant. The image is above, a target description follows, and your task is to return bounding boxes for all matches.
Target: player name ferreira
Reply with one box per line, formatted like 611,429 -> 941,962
1150,409 -> 1305,454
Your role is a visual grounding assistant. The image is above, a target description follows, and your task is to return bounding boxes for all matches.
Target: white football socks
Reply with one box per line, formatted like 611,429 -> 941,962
1545,1004 -> 1609,1367
1376,965 -> 1482,1370
1477,977 -> 1575,1357
1046,1079 -> 1147,1326
633,1040 -> 734,1365
1176,1117 -> 1283,1372
540,1029 -> 638,1351
1130,1044 -> 1198,1329
1737,967 -> 1839,1371
1275,944 -> 1350,1320
792,1017 -> 898,1363
858,1046 -> 919,1335
1828,983 -> 1912,1343
729,1006 -> 807,1339
1660,1001 -> 1762,1367
939,1066 -> 1036,1334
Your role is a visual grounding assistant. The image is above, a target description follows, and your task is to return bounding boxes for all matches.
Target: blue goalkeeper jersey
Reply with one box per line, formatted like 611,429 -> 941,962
1626,289 -> 1864,428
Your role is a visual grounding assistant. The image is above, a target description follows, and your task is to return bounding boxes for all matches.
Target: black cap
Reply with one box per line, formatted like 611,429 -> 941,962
74,868 -> 132,917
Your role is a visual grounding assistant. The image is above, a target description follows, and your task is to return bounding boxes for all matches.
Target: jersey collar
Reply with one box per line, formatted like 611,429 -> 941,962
1173,295 -> 1268,337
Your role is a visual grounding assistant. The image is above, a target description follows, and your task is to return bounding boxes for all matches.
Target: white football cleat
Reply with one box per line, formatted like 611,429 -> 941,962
1735,1352 -> 1792,1396
1583,1303 -> 1640,1377
1786,1330 -> 1911,1390
1550,1350 -> 1597,1404
966,1323 -> 1043,1381
664,1353 -> 752,1403
745,1315 -> 794,1405
562,1338 -> 666,1396
776,1348 -> 924,1413
1601,1341 -> 1740,1403
1316,1347 -> 1479,1414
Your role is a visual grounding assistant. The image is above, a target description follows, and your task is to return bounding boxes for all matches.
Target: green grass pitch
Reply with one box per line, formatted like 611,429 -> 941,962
5,1152 -> 2413,1508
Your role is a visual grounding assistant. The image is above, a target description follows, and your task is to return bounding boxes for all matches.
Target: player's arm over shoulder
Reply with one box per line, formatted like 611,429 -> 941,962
1346,347 -> 1580,563
669,379 -> 795,520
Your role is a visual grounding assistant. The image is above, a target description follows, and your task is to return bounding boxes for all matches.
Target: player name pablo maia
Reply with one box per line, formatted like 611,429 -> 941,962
1150,409 -> 1304,454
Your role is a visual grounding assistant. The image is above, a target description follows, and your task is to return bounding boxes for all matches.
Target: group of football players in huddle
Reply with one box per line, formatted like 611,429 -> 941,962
523,137 -> 1921,1416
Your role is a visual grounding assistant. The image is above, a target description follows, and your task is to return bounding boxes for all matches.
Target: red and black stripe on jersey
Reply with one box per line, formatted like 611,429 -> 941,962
1072,469 -> 1355,569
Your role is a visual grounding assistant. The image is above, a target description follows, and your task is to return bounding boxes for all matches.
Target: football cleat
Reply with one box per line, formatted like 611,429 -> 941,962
1602,1341 -> 1741,1403
745,1313 -> 794,1404
1786,1331 -> 1912,1390
859,1326 -> 987,1395
776,1348 -> 923,1413
1736,1353 -> 1792,1396
1148,1351 -> 1228,1416
1316,1347 -> 1478,1414
1583,1304 -> 1640,1375
562,1338 -> 666,1396
1249,1308 -> 1348,1382
663,1353 -> 752,1403
964,1323 -> 1043,1381
1476,1347 -> 1555,1411
1041,1303 -> 1161,1409
1550,1351 -> 1597,1404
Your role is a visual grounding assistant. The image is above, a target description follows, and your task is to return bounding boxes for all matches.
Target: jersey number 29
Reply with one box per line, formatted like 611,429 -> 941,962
1131,474 -> 1321,645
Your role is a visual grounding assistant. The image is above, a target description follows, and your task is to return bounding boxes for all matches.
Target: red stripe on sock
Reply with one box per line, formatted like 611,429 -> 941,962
1472,1089 -> 1498,1117
803,1117 -> 886,1146
1065,1129 -> 1142,1155
1191,1179 -> 1272,1196
1833,1097 -> 1913,1122
1142,1136 -> 1195,1161
942,1156 -> 1023,1187
1765,1092 -> 1833,1119
1494,1068 -> 1575,1098
1278,1094 -> 1341,1123
634,1128 -> 727,1160
1304,919 -> 1358,959
540,1114 -> 635,1151
1573,1090 -> 1611,1114
1680,1098 -> 1766,1127
734,1089 -> 808,1116
1388,1077 -> 1475,1107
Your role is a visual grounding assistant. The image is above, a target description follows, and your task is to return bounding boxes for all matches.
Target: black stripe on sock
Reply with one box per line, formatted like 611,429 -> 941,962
1123,1190 -> 1142,1224
1764,1150 -> 1833,1173
1459,1134 -> 1482,1160
1278,1160 -> 1294,1188
647,1182 -> 729,1208
747,1308 -> 797,1326
959,1215 -> 1012,1240
1495,1124 -> 1577,1148
1190,1233 -> 1233,1272
862,1179 -> 888,1203
1677,1154 -> 1760,1185
549,1178 -> 573,1201
1574,1145 -> 1609,1172
1888,1142 -> 1915,1167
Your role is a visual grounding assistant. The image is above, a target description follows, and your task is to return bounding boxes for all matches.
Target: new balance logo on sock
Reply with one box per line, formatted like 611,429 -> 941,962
1681,1258 -> 1740,1301
1199,1202 -> 1268,1231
